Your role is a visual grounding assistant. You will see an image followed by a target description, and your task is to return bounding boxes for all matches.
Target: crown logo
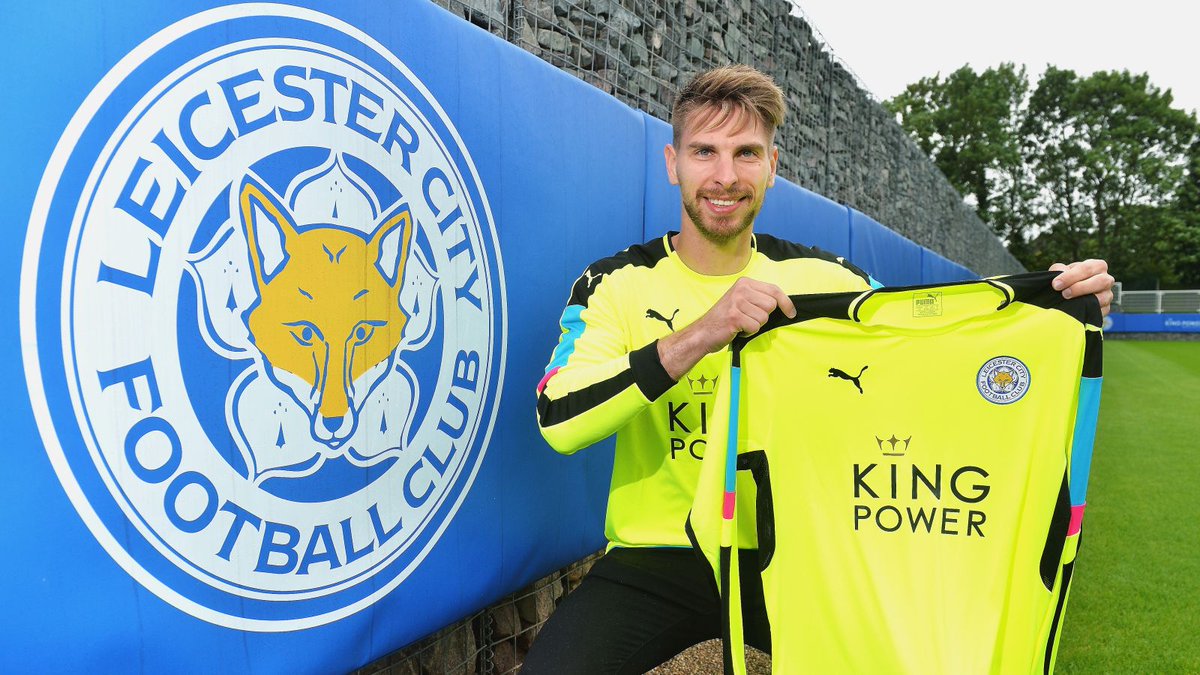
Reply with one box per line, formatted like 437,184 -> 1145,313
875,435 -> 911,456
687,374 -> 718,396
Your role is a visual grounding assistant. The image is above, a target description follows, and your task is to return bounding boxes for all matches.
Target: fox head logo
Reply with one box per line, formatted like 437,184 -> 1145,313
990,370 -> 1015,391
238,174 -> 414,448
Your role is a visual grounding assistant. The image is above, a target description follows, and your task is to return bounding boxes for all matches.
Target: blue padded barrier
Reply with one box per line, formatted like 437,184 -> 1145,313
756,182 -> 853,259
849,208 -> 924,286
643,113 -> 678,239
1,1 -> 975,672
920,246 -> 978,284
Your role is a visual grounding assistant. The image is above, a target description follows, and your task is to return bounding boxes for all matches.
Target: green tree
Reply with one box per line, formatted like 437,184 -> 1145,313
885,64 -> 1031,245
889,65 -> 1199,287
1173,139 -> 1200,287
1022,68 -> 1197,283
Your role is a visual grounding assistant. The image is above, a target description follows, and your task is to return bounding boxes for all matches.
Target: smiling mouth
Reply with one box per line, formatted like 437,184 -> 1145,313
703,195 -> 747,212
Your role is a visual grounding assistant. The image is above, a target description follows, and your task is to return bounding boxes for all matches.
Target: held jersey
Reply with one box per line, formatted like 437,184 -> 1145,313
688,272 -> 1103,674
536,231 -> 876,549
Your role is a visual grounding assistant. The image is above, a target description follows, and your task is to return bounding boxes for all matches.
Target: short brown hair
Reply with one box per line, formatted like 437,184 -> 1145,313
671,65 -> 786,145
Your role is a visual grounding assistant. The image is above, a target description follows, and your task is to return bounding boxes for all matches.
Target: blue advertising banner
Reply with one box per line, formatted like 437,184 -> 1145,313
1105,313 -> 1200,333
0,1 -> 975,672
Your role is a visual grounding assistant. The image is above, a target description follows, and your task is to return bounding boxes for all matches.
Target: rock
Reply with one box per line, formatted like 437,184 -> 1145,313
490,603 -> 520,639
492,641 -> 520,674
537,28 -> 573,54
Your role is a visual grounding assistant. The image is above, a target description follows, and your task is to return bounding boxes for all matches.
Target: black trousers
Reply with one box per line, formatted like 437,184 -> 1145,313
520,547 -> 770,675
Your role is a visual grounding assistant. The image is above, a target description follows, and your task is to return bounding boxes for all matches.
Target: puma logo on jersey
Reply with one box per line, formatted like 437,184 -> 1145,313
828,365 -> 868,394
645,307 -> 680,332
583,269 -> 605,289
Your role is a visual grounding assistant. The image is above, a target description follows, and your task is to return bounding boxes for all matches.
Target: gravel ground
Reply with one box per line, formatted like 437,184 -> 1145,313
647,641 -> 771,674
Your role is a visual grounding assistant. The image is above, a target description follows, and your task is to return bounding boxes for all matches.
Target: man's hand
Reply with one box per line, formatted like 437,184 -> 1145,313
1049,259 -> 1114,316
657,278 -> 796,380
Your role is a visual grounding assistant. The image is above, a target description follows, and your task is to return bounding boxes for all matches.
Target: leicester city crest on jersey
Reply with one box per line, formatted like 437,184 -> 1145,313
20,6 -> 506,630
976,356 -> 1030,405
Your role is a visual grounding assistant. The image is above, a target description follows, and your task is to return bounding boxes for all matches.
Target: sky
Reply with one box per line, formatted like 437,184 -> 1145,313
790,0 -> 1199,117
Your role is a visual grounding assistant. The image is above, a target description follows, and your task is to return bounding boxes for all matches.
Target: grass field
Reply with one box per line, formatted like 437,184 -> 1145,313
1056,340 -> 1200,672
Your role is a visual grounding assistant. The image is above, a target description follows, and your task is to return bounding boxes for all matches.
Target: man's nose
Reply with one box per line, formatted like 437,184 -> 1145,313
711,153 -> 738,187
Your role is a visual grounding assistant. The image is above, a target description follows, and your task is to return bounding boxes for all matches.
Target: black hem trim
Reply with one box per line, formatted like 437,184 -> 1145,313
1039,471 -> 1072,592
1044,557 -> 1077,674
719,546 -> 734,674
737,451 -> 776,572
684,514 -> 721,600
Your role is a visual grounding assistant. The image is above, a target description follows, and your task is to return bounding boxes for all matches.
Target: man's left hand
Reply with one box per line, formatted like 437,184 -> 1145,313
1049,260 -> 1114,316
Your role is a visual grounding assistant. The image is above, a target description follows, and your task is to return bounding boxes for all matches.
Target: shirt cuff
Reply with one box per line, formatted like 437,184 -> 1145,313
629,340 -> 676,401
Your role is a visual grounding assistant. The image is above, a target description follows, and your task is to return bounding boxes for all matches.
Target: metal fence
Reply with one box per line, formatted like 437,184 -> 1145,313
1113,287 -> 1200,314
426,0 -> 1022,275
430,0 -> 857,191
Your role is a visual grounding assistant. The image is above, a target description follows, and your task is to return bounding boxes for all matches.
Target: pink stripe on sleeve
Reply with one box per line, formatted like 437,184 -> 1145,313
1068,504 -> 1086,536
537,367 -> 561,393
722,491 -> 736,520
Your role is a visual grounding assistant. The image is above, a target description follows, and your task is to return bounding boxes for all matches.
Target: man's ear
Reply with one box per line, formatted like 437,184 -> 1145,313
664,144 -> 679,186
768,146 -> 779,188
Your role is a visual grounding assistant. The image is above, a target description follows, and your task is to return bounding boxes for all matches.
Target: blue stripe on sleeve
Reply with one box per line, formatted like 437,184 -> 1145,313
868,276 -> 883,289
545,304 -> 586,374
1069,376 -> 1103,506
724,365 -> 742,494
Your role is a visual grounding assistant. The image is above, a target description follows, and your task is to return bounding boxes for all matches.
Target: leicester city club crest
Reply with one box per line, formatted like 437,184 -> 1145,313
20,6 -> 506,630
976,355 -> 1030,405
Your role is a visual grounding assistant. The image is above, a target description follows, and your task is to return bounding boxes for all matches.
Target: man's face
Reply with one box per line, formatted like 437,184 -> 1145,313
666,106 -> 778,244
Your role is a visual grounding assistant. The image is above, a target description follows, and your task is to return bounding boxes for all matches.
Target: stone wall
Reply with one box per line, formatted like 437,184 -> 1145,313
435,0 -> 1024,275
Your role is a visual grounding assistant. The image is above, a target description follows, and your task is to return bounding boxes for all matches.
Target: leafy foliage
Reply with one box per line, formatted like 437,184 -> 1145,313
888,65 -> 1199,289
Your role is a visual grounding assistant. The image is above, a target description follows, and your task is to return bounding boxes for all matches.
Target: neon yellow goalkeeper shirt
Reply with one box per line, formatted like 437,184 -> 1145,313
689,272 -> 1103,674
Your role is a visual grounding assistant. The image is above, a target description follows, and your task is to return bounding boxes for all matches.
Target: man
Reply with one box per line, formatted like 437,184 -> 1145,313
526,65 -> 1113,674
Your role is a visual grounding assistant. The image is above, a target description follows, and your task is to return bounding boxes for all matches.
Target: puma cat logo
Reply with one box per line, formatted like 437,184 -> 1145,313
583,269 -> 604,289
828,366 -> 868,394
645,307 -> 680,332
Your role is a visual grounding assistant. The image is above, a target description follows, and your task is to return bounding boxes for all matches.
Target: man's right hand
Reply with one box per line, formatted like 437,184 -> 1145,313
657,278 -> 796,380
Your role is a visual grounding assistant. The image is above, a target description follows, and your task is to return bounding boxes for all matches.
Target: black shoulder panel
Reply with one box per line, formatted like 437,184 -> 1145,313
755,233 -> 873,284
567,236 -> 670,307
1004,271 -> 1103,330
731,291 -> 859,363
1002,271 -> 1105,377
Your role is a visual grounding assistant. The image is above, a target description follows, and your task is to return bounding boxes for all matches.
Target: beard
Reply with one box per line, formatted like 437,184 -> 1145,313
682,189 -> 760,245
